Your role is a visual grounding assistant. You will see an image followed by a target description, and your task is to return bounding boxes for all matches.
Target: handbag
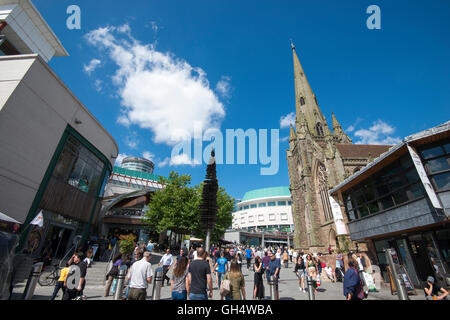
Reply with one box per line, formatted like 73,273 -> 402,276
220,273 -> 231,296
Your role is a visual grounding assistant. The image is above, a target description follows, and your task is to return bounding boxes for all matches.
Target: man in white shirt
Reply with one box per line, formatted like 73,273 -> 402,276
159,248 -> 174,286
127,251 -> 153,300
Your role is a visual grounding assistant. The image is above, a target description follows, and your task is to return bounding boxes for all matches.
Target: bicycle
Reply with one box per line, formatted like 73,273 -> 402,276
38,264 -> 60,286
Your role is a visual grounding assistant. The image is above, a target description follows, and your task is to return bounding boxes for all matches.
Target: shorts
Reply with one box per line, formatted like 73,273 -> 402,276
297,270 -> 305,278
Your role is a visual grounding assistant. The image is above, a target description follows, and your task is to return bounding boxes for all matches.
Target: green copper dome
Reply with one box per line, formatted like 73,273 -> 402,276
241,186 -> 290,202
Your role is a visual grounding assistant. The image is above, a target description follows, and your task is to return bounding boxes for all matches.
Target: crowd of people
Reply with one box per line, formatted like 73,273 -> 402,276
49,239 -> 448,301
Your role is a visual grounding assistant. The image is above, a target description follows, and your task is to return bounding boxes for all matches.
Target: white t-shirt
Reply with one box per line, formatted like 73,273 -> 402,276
276,252 -> 281,259
129,258 -> 153,289
288,250 -> 292,256
193,250 -> 198,260
293,251 -> 298,258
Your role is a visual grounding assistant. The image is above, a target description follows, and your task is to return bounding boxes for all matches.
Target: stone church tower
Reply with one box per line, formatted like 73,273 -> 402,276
287,44 -> 391,252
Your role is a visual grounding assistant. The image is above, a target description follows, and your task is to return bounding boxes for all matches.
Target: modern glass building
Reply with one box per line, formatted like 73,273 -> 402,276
232,187 -> 294,233
330,121 -> 450,289
121,156 -> 155,174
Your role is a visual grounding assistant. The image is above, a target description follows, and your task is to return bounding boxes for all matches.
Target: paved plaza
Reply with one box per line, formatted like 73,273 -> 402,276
11,253 -> 425,301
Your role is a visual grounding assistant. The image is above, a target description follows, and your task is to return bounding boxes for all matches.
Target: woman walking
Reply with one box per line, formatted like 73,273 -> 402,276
253,256 -> 265,300
222,261 -> 246,300
170,256 -> 189,300
306,254 -> 318,294
343,259 -> 364,300
294,256 -> 306,293
105,253 -> 122,297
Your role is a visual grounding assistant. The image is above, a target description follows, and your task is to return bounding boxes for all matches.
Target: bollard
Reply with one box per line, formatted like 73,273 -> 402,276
152,267 -> 163,300
268,275 -> 276,300
114,268 -> 127,300
395,275 -> 409,301
306,276 -> 315,300
22,262 -> 44,300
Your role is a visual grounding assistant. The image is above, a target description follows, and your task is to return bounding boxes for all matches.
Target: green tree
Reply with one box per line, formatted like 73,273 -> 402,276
143,171 -> 199,234
143,171 -> 234,242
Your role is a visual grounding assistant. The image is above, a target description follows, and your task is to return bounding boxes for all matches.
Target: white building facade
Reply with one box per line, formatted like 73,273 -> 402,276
232,187 -> 294,233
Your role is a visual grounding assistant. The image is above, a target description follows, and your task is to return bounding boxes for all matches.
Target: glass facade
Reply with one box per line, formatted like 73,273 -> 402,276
419,141 -> 450,191
53,135 -> 105,195
343,154 -> 426,221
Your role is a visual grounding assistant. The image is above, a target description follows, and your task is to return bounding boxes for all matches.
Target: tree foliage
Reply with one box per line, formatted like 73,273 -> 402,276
143,171 -> 234,241
144,171 -> 198,234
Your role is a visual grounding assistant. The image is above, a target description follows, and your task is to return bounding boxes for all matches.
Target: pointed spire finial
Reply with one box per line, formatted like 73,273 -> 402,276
290,39 -> 295,50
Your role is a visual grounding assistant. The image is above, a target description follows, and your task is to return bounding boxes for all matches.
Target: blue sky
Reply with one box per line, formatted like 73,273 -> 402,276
35,0 -> 450,200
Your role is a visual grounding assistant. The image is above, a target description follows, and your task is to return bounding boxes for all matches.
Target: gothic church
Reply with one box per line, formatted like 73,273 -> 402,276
287,44 -> 391,252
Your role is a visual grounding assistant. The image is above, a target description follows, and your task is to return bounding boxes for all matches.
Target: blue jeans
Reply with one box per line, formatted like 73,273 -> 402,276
172,290 -> 187,300
225,296 -> 233,300
217,272 -> 225,287
189,293 -> 208,300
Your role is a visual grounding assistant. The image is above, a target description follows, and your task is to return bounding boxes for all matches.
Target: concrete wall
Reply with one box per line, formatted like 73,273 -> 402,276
348,197 -> 446,241
0,54 -> 118,224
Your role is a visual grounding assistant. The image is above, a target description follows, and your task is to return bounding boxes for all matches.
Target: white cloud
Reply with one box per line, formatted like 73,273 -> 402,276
94,79 -> 102,92
347,125 -> 354,132
215,76 -> 232,98
125,132 -> 139,149
280,112 -> 296,129
83,59 -> 101,74
280,136 -> 289,142
354,120 -> 401,145
158,154 -> 201,168
115,153 -> 128,166
142,151 -> 155,161
85,25 -> 226,146
151,21 -> 159,33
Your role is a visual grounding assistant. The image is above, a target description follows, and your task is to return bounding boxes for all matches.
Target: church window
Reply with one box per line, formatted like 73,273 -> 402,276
317,163 -> 333,222
300,97 -> 305,105
315,123 -> 324,136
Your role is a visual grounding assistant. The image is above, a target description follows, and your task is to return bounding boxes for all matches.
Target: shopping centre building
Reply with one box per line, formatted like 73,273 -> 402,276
329,121 -> 450,288
0,0 -> 118,265
232,186 -> 294,233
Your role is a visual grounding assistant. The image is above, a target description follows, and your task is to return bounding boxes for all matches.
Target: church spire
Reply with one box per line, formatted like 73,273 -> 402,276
331,112 -> 352,144
289,124 -> 297,142
292,43 -> 327,139
331,112 -> 342,131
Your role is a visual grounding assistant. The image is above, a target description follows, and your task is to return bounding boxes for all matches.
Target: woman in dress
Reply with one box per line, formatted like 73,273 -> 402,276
223,261 -> 246,300
253,256 -> 265,300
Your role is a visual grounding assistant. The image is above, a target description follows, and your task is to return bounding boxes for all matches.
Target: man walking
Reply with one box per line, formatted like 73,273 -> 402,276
146,240 -> 154,253
214,251 -> 228,288
159,248 -> 174,287
245,246 -> 253,270
127,251 -> 153,300
267,251 -> 281,300
63,252 -> 87,300
187,248 -> 213,300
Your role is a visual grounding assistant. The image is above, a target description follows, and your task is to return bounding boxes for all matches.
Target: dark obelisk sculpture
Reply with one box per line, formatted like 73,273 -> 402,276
199,149 -> 218,254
